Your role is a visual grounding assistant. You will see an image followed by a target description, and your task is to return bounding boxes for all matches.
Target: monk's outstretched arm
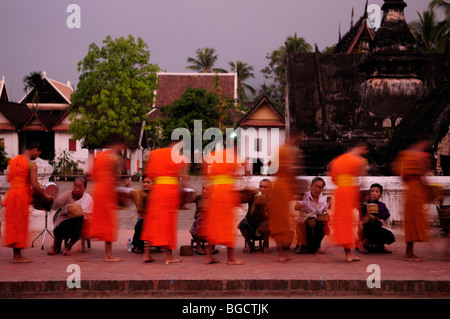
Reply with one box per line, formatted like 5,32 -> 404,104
29,163 -> 52,201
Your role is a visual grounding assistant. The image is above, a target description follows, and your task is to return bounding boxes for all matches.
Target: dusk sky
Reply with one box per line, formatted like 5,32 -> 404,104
0,0 -> 439,102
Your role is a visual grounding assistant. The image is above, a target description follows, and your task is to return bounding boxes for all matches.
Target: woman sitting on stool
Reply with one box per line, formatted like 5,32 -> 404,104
357,183 -> 395,254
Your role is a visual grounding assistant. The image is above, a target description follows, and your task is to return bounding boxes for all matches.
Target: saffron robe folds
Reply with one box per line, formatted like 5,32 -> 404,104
90,151 -> 119,242
268,145 -> 299,245
393,150 -> 430,242
141,147 -> 185,249
329,152 -> 367,248
202,149 -> 241,248
3,155 -> 32,249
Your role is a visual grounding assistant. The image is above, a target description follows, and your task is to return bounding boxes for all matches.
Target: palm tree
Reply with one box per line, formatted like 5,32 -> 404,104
186,48 -> 226,73
429,0 -> 450,43
285,33 -> 313,53
260,33 -> 312,114
23,71 -> 46,107
229,60 -> 256,103
409,9 -> 448,53
429,0 -> 450,15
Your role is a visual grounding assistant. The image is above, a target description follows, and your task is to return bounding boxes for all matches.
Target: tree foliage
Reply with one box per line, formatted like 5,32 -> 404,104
69,35 -> 159,149
0,144 -> 10,172
260,33 -> 312,114
285,33 -> 313,53
158,87 -> 223,145
430,0 -> 450,16
322,44 -> 337,53
229,60 -> 256,103
23,71 -> 46,104
148,87 -> 235,173
410,9 -> 449,53
186,47 -> 227,73
409,1 -> 449,53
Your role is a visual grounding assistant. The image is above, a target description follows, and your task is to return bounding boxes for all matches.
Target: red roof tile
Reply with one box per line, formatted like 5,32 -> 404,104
154,73 -> 236,108
19,72 -> 73,105
0,123 -> 16,131
46,78 -> 73,103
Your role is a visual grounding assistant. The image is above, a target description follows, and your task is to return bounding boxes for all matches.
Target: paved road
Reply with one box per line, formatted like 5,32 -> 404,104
0,177 -> 449,300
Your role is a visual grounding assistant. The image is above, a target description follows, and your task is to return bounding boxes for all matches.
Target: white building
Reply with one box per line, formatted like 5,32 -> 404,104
0,72 -> 90,174
0,72 -> 149,178
237,95 -> 286,175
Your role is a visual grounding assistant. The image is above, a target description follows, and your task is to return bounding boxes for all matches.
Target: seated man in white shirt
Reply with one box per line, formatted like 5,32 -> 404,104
48,176 -> 93,256
294,177 -> 330,254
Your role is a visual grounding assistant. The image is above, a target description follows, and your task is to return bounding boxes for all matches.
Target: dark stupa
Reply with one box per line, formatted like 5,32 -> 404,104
285,0 -> 449,175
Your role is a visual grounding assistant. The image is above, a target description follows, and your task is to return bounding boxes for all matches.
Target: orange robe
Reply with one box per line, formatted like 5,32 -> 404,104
202,149 -> 241,248
268,144 -> 297,244
3,155 -> 32,249
89,151 -> 119,242
393,150 -> 429,242
141,147 -> 185,249
329,152 -> 367,248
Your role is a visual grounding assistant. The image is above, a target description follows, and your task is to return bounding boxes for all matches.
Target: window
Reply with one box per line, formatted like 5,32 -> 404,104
255,138 -> 262,152
382,118 -> 392,128
69,139 -> 77,152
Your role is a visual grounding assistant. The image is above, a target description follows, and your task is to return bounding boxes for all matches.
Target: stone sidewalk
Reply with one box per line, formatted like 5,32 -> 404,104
0,179 -> 449,299
0,226 -> 449,298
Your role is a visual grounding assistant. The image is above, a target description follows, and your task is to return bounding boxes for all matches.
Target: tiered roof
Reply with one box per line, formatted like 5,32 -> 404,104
0,72 -> 72,132
238,95 -> 285,128
334,2 -> 376,53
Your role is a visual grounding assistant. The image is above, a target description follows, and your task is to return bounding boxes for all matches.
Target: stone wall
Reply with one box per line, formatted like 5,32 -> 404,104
285,50 -> 449,176
286,52 -> 368,139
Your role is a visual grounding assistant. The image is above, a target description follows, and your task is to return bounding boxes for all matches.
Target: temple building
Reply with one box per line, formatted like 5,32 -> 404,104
0,72 -> 88,166
237,94 -> 285,175
286,0 -> 450,175
334,3 -> 376,54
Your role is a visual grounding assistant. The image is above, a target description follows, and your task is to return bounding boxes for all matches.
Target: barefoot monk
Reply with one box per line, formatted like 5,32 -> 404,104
3,142 -> 52,263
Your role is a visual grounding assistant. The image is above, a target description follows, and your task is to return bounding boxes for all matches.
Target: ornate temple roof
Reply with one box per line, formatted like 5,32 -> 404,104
19,71 -> 73,109
334,1 -> 376,54
237,95 -> 285,128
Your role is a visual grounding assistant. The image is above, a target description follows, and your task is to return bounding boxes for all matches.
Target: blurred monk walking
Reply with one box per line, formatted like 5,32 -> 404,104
89,138 -> 126,262
328,140 -> 369,262
393,136 -> 433,262
3,142 -> 52,263
268,134 -> 303,262
202,143 -> 244,265
141,140 -> 188,264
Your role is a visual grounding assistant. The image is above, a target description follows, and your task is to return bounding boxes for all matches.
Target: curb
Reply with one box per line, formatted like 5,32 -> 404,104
1,279 -> 449,298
